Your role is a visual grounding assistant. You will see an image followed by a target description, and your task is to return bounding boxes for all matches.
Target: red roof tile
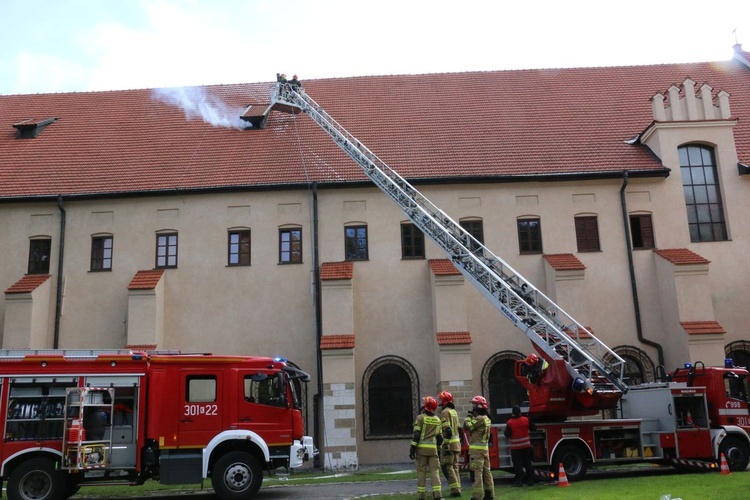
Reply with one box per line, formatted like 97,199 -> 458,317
3,58 -> 750,199
543,253 -> 586,271
4,274 -> 51,294
320,334 -> 355,349
320,261 -> 353,280
680,321 -> 726,335
436,331 -> 472,345
429,259 -> 461,276
653,248 -> 710,265
127,269 -> 165,290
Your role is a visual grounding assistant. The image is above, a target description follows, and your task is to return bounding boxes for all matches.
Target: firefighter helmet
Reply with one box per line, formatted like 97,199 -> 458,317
470,395 -> 487,409
437,391 -> 453,405
422,396 -> 438,412
525,353 -> 539,365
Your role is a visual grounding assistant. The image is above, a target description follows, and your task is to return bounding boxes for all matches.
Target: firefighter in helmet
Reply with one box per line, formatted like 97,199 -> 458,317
521,353 -> 548,385
437,390 -> 462,497
410,396 -> 443,499
463,395 -> 494,500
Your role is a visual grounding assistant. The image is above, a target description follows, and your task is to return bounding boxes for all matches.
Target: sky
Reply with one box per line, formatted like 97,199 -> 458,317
1,0 -> 749,96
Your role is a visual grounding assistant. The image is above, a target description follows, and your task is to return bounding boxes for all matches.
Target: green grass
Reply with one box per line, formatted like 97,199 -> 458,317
369,470 -> 750,500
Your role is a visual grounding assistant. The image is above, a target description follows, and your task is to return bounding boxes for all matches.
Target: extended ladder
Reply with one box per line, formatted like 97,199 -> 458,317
271,82 -> 628,396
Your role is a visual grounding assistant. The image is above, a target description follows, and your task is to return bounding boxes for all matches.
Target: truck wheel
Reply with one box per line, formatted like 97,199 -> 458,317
720,436 -> 750,472
552,444 -> 588,481
7,458 -> 64,500
211,451 -> 263,498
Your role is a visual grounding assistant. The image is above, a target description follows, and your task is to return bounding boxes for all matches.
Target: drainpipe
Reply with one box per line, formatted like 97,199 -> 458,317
54,195 -> 66,348
620,172 -> 665,368
312,182 -> 323,468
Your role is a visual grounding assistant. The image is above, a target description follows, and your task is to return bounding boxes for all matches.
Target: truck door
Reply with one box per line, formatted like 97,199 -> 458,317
178,371 -> 223,447
673,390 -> 712,458
237,371 -> 293,449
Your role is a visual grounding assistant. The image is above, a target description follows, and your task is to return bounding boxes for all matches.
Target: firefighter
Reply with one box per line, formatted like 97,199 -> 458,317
289,74 -> 301,90
504,405 -> 537,486
410,396 -> 444,499
521,353 -> 548,385
437,390 -> 462,497
463,395 -> 494,500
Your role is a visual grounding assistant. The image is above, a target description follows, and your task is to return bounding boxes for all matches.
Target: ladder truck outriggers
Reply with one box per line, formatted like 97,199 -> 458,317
0,350 -> 315,500
269,78 -> 750,479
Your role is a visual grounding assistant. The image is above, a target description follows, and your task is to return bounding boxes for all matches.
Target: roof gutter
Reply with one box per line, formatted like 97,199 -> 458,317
619,172 -> 665,370
54,195 -> 66,349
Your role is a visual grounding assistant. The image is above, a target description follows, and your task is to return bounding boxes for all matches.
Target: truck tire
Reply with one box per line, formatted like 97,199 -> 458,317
6,458 -> 64,500
552,444 -> 588,481
720,436 -> 750,472
211,451 -> 263,498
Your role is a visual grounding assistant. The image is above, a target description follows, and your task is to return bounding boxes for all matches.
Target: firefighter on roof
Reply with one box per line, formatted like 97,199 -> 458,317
437,390 -> 462,497
463,395 -> 494,500
410,396 -> 443,499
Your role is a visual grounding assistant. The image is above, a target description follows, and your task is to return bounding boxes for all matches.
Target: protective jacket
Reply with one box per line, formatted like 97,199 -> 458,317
504,414 -> 536,450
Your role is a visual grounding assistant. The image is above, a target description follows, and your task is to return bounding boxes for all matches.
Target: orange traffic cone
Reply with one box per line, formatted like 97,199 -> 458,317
720,453 -> 731,475
557,463 -> 570,487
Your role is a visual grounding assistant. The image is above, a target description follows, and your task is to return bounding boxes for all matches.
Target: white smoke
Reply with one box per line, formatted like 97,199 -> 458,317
152,86 -> 251,130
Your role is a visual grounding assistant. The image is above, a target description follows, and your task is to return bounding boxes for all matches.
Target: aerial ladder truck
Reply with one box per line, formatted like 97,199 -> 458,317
269,79 -> 750,479
270,79 -> 628,420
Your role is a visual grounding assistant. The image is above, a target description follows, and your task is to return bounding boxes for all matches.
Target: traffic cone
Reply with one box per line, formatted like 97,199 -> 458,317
557,463 -> 570,487
720,453 -> 731,475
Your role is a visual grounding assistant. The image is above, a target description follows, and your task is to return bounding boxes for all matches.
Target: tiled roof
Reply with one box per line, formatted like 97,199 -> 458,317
543,253 -> 586,271
127,269 -> 165,290
428,259 -> 461,276
436,331 -> 472,345
653,248 -> 710,265
320,334 -> 355,349
3,57 -> 750,199
680,321 -> 726,335
320,261 -> 353,280
4,274 -> 51,294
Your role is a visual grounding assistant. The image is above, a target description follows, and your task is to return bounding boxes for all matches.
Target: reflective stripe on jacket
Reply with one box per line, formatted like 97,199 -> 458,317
463,414 -> 491,450
412,414 -> 441,448
440,407 -> 461,451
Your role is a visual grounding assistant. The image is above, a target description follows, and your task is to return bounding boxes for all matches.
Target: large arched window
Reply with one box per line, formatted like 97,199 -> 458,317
679,145 -> 727,242
481,351 -> 527,423
726,341 -> 750,369
605,346 -> 656,385
362,356 -> 418,439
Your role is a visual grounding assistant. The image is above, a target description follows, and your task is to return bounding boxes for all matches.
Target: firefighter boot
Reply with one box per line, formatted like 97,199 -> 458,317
483,491 -> 494,500
449,489 -> 462,497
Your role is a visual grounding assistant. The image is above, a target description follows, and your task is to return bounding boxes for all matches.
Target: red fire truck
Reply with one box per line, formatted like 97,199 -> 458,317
0,349 -> 315,499
468,358 -> 750,481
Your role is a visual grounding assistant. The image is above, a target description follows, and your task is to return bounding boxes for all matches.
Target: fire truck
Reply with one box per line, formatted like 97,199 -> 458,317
269,79 -> 750,479
0,349 -> 315,499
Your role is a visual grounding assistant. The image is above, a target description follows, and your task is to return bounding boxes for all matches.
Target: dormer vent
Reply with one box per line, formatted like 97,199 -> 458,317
12,117 -> 58,139
240,104 -> 272,129
651,79 -> 730,122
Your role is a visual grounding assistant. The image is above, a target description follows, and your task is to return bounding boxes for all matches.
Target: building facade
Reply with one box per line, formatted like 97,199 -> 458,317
2,46 -> 750,467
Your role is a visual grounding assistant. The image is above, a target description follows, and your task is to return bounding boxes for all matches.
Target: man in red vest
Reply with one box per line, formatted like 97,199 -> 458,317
504,405 -> 536,486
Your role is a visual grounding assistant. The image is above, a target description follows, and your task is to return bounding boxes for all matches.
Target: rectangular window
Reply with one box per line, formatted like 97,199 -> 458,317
630,214 -> 655,249
228,230 -> 251,266
28,239 -> 51,274
517,218 -> 542,254
344,225 -> 368,261
460,219 -> 484,253
401,223 -> 425,259
574,216 -> 600,252
155,233 -> 178,268
680,145 -> 727,242
91,236 -> 113,271
279,228 -> 302,264
186,375 -> 216,403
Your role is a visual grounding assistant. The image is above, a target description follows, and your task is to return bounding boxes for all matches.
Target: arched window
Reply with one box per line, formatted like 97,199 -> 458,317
679,145 -> 727,242
726,341 -> 750,369
481,351 -> 527,423
362,356 -> 418,439
606,346 -> 656,385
